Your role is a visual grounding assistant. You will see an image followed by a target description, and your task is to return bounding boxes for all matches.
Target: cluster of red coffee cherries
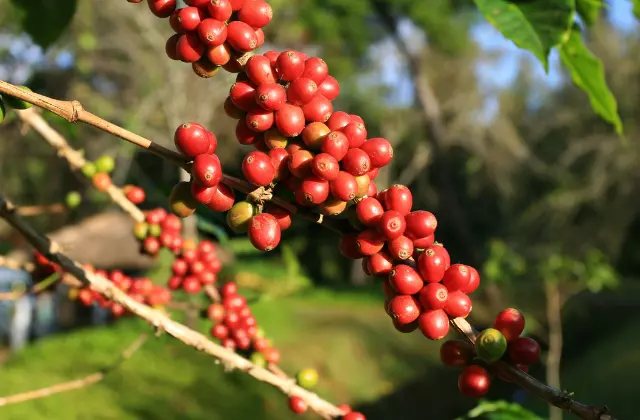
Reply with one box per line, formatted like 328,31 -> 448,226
145,0 -> 272,76
439,308 -> 541,398
169,122 -> 237,217
206,281 -> 281,362
76,270 -> 172,316
334,186 -> 479,340
168,239 -> 222,293
133,207 -> 185,256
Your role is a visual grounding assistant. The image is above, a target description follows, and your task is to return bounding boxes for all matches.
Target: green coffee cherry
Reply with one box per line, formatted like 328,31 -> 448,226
3,86 -> 33,110
169,181 -> 198,218
475,328 -> 507,363
296,368 -> 319,389
250,352 -> 266,368
95,155 -> 115,173
65,191 -> 82,209
81,162 -> 98,178
148,224 -> 162,237
226,201 -> 257,233
133,222 -> 149,240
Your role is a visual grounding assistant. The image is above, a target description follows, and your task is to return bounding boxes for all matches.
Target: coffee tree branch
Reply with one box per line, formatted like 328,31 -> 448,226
0,79 -> 615,420
0,334 -> 148,407
0,193 -> 345,419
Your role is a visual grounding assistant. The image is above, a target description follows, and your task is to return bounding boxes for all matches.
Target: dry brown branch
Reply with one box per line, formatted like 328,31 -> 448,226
0,194 -> 345,419
0,334 -> 148,407
0,81 -> 351,234
16,108 -> 145,223
16,203 -> 67,216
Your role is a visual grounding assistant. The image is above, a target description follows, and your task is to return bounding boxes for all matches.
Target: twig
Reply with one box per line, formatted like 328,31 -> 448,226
0,82 -> 350,233
0,193 -> 345,419
16,203 -> 67,216
0,333 -> 148,407
0,272 -> 60,301
0,80 -> 613,420
203,284 -> 221,303
15,108 -> 145,223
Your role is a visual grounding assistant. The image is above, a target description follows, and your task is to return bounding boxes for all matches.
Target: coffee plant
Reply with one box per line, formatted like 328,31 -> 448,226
0,0 -> 625,419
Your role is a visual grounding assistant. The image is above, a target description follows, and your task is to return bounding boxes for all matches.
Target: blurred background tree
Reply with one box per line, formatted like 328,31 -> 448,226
0,0 -> 639,419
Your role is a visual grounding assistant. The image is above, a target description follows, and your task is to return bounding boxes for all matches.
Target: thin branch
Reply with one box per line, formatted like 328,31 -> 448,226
0,333 -> 148,407
16,108 -> 146,223
0,82 -> 351,233
16,203 -> 67,216
0,193 -> 345,419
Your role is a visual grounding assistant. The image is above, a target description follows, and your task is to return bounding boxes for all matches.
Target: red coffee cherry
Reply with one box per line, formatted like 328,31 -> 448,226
377,210 -> 406,240
208,43 -> 232,65
405,210 -> 438,239
342,148 -> 371,177
444,290 -> 472,318
388,264 -> 423,295
366,167 -> 379,181
288,396 -> 308,414
442,264 -> 472,291
388,295 -> 421,325
248,213 -> 281,251
228,0 -> 245,11
339,234 -> 364,259
176,6 -> 205,32
275,104 -> 306,137
124,185 -> 146,204
311,153 -> 339,181
276,50 -> 305,82
237,0 -> 273,28
417,245 -> 448,283
440,339 -> 474,367
245,55 -> 276,85
255,28 -> 265,47
361,137 -> 393,168
205,183 -> 236,212
355,229 -> 385,256
366,251 -> 394,277
339,122 -> 367,148
185,0 -> 210,6
174,122 -> 210,158
266,206 -> 292,230
418,309 -> 450,340
343,413 -> 366,420
236,120 -> 263,146
387,235 -> 414,260
197,19 -> 227,47
432,243 -> 451,268
92,173 -> 111,191
493,308 -> 525,342
321,131 -> 350,161
165,34 -> 180,60
330,171 -> 358,201
298,176 -> 330,205
302,57 -> 329,85
301,95 -> 333,123
148,0 -> 176,18
419,283 -> 448,310
392,318 -> 418,333
383,184 -> 413,215
326,111 -> 351,131
287,77 -> 318,106
255,83 -> 286,111
211,324 -> 229,340
508,337 -> 540,365
242,151 -> 275,186
355,197 -> 384,226
461,266 -> 480,294
190,181 -> 215,204
192,154 -> 222,188
230,80 -> 257,112
226,21 -> 258,52
286,150 -> 313,179
302,122 -> 331,150
263,347 -> 281,363
246,108 -> 274,132
458,366 -> 491,398
207,0 -> 233,21
176,33 -> 204,62
268,147 -> 290,180
182,275 -> 202,294
338,404 -> 352,415
317,75 -> 340,100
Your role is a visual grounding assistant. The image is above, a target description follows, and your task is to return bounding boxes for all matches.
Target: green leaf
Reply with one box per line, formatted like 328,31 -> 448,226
576,0 -> 604,25
474,0 -> 575,71
634,0 -> 640,19
559,25 -> 623,135
10,0 -> 77,49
